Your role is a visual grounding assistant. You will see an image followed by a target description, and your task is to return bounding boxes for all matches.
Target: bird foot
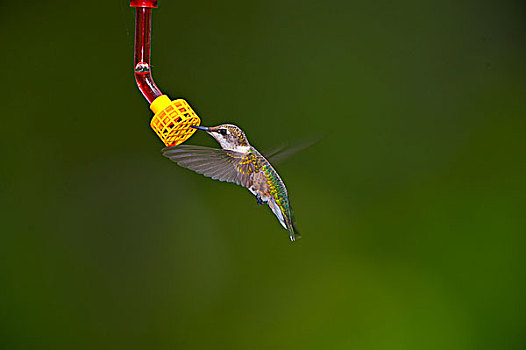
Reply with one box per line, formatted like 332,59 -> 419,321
256,194 -> 264,206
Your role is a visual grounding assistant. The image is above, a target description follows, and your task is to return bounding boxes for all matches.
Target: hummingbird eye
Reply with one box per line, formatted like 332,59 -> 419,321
218,128 -> 227,136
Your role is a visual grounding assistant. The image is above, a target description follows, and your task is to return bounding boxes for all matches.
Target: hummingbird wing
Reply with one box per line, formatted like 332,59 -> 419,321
264,135 -> 323,164
162,145 -> 256,188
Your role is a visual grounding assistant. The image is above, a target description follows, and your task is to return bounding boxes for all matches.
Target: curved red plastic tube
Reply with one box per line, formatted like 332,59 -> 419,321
131,1 -> 162,104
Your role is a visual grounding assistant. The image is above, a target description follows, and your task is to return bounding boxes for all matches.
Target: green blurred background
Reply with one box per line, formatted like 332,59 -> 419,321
1,0 -> 525,349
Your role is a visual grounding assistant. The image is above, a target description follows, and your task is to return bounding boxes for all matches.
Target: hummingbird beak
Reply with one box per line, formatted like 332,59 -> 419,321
191,125 -> 210,131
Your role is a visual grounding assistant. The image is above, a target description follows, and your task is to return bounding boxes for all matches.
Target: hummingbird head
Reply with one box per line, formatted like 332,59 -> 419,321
192,124 -> 251,152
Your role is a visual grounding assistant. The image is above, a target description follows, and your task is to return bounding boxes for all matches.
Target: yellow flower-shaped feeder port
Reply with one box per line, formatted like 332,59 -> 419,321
149,95 -> 201,147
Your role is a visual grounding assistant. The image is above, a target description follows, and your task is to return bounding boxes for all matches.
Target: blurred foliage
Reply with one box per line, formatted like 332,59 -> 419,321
1,0 -> 525,349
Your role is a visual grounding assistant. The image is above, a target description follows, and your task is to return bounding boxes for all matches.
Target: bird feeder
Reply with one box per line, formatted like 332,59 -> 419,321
131,0 -> 200,146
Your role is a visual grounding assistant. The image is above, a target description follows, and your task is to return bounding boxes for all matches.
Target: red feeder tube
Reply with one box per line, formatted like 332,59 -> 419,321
131,0 -> 161,103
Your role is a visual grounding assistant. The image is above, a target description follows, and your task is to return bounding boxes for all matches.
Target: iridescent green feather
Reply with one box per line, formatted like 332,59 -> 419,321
252,148 -> 298,238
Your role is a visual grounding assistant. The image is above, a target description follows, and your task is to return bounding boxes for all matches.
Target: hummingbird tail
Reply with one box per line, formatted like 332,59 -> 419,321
287,215 -> 301,242
267,197 -> 300,241
289,228 -> 301,242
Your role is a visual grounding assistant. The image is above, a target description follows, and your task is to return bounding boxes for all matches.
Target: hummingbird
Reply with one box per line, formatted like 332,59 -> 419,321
162,124 -> 300,241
